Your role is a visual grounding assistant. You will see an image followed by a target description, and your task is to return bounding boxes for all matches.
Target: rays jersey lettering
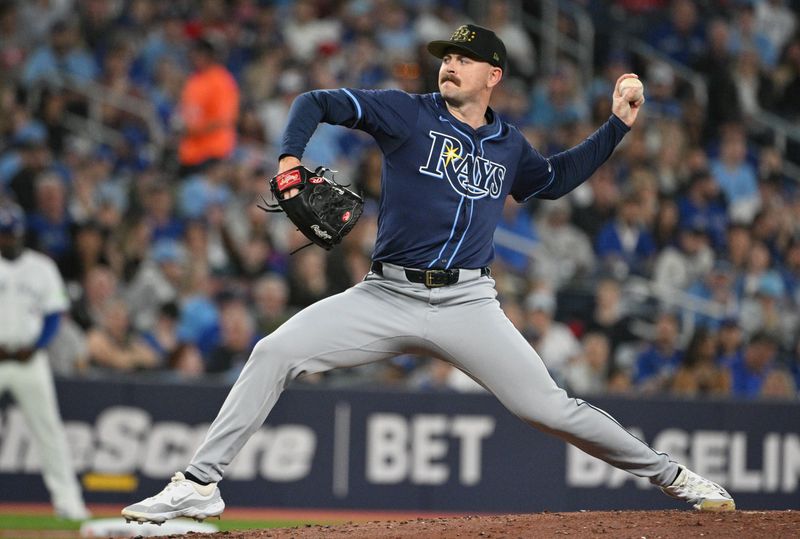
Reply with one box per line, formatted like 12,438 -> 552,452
418,131 -> 506,200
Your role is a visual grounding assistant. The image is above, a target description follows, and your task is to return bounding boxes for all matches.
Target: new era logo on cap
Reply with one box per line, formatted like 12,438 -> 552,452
427,24 -> 507,69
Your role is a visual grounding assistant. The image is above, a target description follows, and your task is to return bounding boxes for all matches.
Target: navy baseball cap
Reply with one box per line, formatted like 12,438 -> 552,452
0,203 -> 24,236
428,24 -> 507,70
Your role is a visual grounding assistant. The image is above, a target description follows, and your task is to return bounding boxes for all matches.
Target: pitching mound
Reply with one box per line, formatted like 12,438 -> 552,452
167,510 -> 798,538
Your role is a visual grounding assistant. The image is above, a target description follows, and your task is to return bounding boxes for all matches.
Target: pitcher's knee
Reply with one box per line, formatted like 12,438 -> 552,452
250,335 -> 298,372
253,334 -> 321,380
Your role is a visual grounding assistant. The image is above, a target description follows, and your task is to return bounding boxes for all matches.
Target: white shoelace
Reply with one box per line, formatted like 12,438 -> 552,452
146,472 -> 188,501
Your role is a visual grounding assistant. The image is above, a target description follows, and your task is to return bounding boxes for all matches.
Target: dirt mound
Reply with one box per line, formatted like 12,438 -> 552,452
165,510 -> 799,538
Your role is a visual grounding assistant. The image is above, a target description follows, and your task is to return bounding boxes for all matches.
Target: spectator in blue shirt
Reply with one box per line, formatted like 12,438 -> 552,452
26,172 -> 72,269
728,3 -> 778,68
595,191 -> 656,278
710,128 -> 760,222
205,297 -> 259,380
676,169 -> 728,250
685,259 -> 741,330
22,19 -> 98,87
728,331 -> 780,398
527,64 -> 589,129
716,316 -> 743,367
179,171 -> 232,220
132,10 -> 190,86
375,2 -> 416,59
633,310 -> 683,393
144,183 -> 184,243
647,0 -> 707,66
6,126 -> 54,213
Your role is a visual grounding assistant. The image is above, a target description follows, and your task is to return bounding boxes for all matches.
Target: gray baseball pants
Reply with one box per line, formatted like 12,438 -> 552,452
188,263 -> 678,487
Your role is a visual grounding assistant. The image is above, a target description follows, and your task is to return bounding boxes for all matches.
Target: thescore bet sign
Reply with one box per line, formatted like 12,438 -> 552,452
0,380 -> 797,511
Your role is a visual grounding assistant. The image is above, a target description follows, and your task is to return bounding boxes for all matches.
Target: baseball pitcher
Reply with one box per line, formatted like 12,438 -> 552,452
123,25 -> 734,523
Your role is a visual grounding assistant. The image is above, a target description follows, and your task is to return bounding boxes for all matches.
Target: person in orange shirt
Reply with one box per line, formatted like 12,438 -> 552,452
178,38 -> 239,173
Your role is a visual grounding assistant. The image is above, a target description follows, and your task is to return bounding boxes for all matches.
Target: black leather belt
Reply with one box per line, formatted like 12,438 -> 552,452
370,261 -> 490,288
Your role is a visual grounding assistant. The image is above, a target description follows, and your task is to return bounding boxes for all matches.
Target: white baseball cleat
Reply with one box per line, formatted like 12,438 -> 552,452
121,472 -> 225,524
661,466 -> 735,512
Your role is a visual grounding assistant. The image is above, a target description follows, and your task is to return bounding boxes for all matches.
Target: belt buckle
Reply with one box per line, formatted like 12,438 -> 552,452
424,270 -> 449,288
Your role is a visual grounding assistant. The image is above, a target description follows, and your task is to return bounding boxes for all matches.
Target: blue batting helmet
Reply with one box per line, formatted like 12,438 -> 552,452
0,202 -> 25,237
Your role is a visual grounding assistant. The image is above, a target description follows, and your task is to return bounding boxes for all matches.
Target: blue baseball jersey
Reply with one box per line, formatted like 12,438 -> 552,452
281,89 -> 629,269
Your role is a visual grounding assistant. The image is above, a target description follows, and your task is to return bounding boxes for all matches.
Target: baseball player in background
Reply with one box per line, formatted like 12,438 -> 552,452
123,25 -> 734,523
0,201 -> 90,520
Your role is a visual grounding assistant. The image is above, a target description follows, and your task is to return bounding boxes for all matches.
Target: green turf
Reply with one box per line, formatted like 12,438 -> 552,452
0,514 -> 336,532
0,515 -> 82,530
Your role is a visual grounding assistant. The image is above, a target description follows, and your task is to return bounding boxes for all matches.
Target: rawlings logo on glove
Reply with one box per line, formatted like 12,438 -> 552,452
311,224 -> 332,240
259,165 -> 364,252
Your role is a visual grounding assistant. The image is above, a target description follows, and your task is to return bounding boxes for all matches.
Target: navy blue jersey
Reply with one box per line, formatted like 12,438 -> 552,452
280,89 -> 629,269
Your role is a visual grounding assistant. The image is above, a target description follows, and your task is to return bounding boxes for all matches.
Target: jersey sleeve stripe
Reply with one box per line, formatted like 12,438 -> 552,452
341,88 -> 363,128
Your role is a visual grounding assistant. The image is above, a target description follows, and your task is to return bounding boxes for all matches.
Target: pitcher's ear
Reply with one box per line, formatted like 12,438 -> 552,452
488,66 -> 503,88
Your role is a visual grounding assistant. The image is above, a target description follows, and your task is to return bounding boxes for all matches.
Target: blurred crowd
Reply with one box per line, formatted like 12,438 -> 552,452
0,0 -> 799,400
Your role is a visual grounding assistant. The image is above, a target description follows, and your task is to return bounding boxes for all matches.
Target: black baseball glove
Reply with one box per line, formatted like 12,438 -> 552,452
260,165 -> 364,251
